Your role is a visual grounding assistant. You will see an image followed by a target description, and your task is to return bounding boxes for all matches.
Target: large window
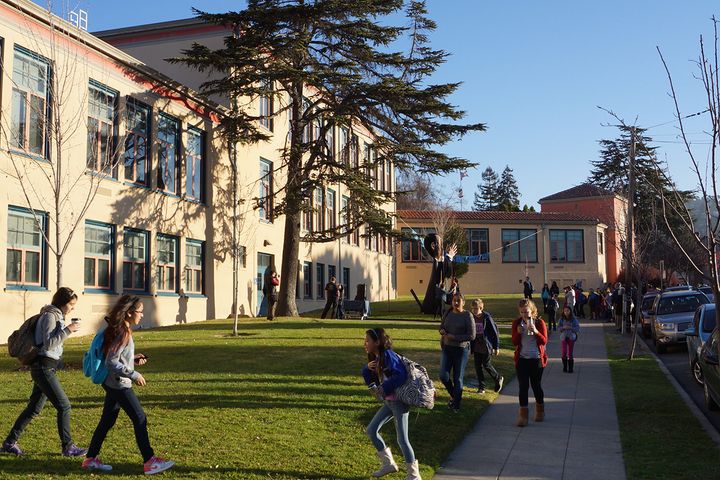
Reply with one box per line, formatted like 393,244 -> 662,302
316,263 -> 325,300
124,98 -> 150,185
11,48 -> 50,157
466,228 -> 490,262
123,229 -> 148,291
502,229 -> 537,263
6,207 -> 46,286
157,114 -> 180,194
259,158 -> 273,221
259,79 -> 274,131
339,127 -> 349,165
550,229 -> 584,263
186,128 -> 204,202
303,261 -> 312,299
84,221 -> 114,290
314,187 -> 324,231
157,235 -> 178,292
325,189 -> 336,230
87,81 -> 117,176
401,227 -> 435,262
185,240 -> 204,294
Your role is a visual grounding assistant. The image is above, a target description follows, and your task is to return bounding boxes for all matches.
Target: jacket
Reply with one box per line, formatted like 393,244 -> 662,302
362,348 -> 407,396
104,335 -> 141,389
440,310 -> 476,348
559,315 -> 580,342
472,311 -> 500,353
35,305 -> 70,361
511,317 -> 548,368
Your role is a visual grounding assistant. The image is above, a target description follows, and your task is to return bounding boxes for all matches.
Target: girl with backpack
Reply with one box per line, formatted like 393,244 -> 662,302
2,287 -> 86,457
82,295 -> 174,474
559,306 -> 580,373
362,328 -> 421,480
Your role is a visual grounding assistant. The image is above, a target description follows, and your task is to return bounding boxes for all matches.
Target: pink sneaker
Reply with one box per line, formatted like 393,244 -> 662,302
144,456 -> 175,475
82,456 -> 113,471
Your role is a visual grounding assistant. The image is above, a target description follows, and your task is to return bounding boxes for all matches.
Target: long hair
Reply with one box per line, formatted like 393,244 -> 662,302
561,306 -> 575,321
51,287 -> 77,309
518,298 -> 538,318
367,328 -> 393,382
103,295 -> 142,356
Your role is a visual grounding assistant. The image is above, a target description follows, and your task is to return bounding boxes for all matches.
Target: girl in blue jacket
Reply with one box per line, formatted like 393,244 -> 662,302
363,328 -> 421,480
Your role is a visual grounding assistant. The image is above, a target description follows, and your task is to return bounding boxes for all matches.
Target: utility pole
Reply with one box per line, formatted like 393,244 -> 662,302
624,126 -> 636,335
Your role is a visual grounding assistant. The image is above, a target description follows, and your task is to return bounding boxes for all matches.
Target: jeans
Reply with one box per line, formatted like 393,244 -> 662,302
366,400 -> 415,463
6,358 -> 73,448
516,357 -> 544,407
320,299 -> 337,319
561,338 -> 576,358
87,385 -> 154,462
546,310 -> 557,331
473,351 -> 501,390
439,345 -> 470,408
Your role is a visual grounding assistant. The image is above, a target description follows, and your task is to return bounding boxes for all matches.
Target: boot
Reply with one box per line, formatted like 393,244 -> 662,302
372,447 -> 398,477
405,460 -> 422,480
562,357 -> 568,372
568,358 -> 574,373
516,406 -> 529,427
534,403 -> 545,422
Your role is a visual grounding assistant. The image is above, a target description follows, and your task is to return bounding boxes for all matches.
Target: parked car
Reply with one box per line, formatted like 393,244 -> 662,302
685,304 -> 716,385
650,290 -> 710,353
640,292 -> 660,338
697,329 -> 720,411
697,286 -> 715,302
663,285 -> 693,292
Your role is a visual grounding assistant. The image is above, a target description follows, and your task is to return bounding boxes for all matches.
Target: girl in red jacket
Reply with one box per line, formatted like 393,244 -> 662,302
511,299 -> 548,427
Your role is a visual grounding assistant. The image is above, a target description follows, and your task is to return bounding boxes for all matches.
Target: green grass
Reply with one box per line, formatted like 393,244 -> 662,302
0,309 -> 516,479
606,334 -> 720,479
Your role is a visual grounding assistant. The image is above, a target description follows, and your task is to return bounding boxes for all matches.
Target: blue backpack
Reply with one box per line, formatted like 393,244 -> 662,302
83,330 -> 108,385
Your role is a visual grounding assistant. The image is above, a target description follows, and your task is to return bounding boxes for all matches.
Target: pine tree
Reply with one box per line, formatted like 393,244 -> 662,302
173,0 -> 486,316
473,166 -> 499,211
496,165 -> 520,212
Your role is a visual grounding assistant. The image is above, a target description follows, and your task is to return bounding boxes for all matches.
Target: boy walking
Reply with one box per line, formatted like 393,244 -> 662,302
546,293 -> 559,332
470,299 -> 503,394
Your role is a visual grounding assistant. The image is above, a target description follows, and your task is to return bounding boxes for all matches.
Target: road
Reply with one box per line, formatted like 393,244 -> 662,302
642,335 -> 720,433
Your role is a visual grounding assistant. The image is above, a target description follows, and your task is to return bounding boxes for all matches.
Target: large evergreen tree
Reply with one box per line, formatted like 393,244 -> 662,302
472,166 -> 499,211
496,165 -> 520,212
174,0 -> 485,316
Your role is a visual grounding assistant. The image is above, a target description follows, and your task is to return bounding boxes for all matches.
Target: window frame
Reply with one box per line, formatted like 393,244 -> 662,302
342,267 -> 350,300
258,78 -> 274,132
325,188 -> 336,231
501,229 -> 538,263
156,234 -> 179,293
87,80 -> 119,177
303,261 -> 313,299
401,227 -> 435,262
6,206 -> 47,287
316,262 -> 325,300
157,113 -> 180,195
466,228 -> 490,262
124,97 -> 151,186
185,239 -> 204,294
259,158 -> 274,221
314,187 -> 325,231
549,229 -> 585,263
84,220 -> 115,291
185,127 -> 205,202
11,46 -> 51,159
122,228 -> 149,292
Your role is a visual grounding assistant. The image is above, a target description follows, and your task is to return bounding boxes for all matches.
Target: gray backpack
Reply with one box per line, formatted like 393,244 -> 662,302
7,314 -> 42,365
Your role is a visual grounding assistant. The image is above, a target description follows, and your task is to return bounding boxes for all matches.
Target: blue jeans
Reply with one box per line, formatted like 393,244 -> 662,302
87,385 -> 154,462
439,345 -> 470,408
366,400 -> 415,463
6,358 -> 73,448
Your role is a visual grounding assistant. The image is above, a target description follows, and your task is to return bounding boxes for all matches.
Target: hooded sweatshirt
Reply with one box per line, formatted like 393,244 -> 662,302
34,305 -> 70,361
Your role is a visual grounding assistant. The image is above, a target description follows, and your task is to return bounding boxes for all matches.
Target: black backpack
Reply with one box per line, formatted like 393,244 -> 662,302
7,314 -> 43,365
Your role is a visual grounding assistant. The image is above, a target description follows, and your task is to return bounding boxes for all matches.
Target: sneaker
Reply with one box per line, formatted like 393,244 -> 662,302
63,444 -> 88,457
144,456 -> 175,475
82,457 -> 113,471
495,376 -> 504,393
1,441 -> 23,456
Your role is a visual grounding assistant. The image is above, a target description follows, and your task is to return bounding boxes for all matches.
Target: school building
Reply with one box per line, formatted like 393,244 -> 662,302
0,0 -> 395,342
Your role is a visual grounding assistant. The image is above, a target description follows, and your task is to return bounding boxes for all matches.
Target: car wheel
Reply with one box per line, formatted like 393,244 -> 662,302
692,359 -> 704,386
657,343 -> 667,354
704,381 -> 720,411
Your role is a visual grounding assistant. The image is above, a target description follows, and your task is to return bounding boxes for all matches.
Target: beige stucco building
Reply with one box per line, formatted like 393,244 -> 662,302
396,210 -> 608,296
0,0 -> 395,342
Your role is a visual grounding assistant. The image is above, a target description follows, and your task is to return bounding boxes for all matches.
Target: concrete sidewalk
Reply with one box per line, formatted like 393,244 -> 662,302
433,321 -> 626,480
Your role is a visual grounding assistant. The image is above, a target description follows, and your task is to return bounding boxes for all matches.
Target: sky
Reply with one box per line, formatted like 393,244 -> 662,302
34,0 -> 720,209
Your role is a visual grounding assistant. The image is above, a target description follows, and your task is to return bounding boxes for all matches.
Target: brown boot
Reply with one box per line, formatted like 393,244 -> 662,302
516,407 -> 529,427
535,403 -> 545,422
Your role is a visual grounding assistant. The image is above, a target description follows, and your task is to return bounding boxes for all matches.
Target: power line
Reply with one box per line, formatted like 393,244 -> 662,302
645,108 -> 710,130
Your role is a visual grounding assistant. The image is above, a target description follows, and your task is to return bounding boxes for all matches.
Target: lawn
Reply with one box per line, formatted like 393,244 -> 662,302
0,299 -> 518,479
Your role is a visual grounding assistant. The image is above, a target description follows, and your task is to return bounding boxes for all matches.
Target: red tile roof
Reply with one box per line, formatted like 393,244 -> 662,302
396,210 -> 600,223
538,183 -> 616,202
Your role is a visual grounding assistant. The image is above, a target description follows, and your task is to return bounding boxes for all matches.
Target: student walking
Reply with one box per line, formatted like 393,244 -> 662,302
559,306 -> 580,373
511,299 -> 548,427
321,276 -> 339,319
470,299 -> 503,394
439,293 -> 476,412
362,328 -> 421,480
2,287 -> 86,457
82,295 -> 174,474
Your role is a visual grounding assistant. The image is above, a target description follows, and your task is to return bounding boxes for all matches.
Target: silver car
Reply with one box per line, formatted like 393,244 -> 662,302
650,290 -> 709,354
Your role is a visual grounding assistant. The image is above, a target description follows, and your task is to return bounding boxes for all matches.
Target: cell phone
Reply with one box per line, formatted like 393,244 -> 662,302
71,318 -> 80,324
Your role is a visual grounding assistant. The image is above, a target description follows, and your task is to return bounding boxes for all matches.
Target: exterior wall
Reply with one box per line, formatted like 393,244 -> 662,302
396,220 -> 606,296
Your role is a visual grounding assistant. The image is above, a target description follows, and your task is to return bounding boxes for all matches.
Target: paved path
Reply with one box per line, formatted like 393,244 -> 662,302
433,322 -> 626,480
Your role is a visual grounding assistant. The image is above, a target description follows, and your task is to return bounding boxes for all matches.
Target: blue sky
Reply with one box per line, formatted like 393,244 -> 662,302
38,0 -> 720,209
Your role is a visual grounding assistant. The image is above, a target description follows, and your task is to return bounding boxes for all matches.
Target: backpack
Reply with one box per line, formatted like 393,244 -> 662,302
83,330 -> 109,385
7,313 -> 43,365
394,355 -> 436,409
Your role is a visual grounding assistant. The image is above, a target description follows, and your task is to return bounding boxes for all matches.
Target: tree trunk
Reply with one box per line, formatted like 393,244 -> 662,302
276,209 -> 300,317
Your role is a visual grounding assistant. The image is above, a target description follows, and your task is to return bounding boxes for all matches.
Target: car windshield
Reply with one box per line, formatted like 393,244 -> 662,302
657,295 -> 707,315
642,297 -> 656,310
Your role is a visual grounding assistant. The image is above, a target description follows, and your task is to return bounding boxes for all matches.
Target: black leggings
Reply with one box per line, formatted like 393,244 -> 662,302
516,357 -> 544,407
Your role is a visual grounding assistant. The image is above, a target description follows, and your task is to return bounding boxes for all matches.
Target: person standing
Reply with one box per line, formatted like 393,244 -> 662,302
439,293 -> 476,412
82,295 -> 174,474
470,299 -> 503,394
1,287 -> 87,457
550,281 -> 560,298
559,306 -> 580,373
511,299 -> 548,427
321,276 -> 339,319
540,283 -> 550,313
362,328 -> 421,480
546,293 -> 559,332
263,269 -> 280,320
336,283 -> 345,319
523,276 -> 534,299
564,285 -> 576,312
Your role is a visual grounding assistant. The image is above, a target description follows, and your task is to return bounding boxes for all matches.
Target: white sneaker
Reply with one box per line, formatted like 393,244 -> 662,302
82,456 -> 113,471
144,456 -> 175,475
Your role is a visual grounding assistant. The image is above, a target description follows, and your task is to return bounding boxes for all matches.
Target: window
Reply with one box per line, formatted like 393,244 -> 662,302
157,114 -> 180,194
84,221 -> 114,290
325,189 -> 336,230
385,160 -> 392,193
259,158 -> 273,221
350,134 -> 359,168
87,81 -> 118,176
314,187 -> 324,231
598,232 -> 604,255
342,267 -> 350,300
316,263 -> 325,300
123,229 -> 148,291
303,262 -> 312,299
365,224 -> 372,250
401,227 -> 435,262
11,48 -> 50,157
325,122 -> 335,160
302,98 -> 312,144
238,245 -> 247,268
185,239 -> 204,294
550,230 -> 584,263
259,79 -> 274,131
157,235 -> 178,292
341,195 -> 350,243
124,99 -> 150,185
502,229 -> 537,263
302,199 -> 313,232
380,156 -> 386,191
339,127 -> 349,165
466,228 -> 490,262
186,128 -> 204,201
6,207 -> 46,286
